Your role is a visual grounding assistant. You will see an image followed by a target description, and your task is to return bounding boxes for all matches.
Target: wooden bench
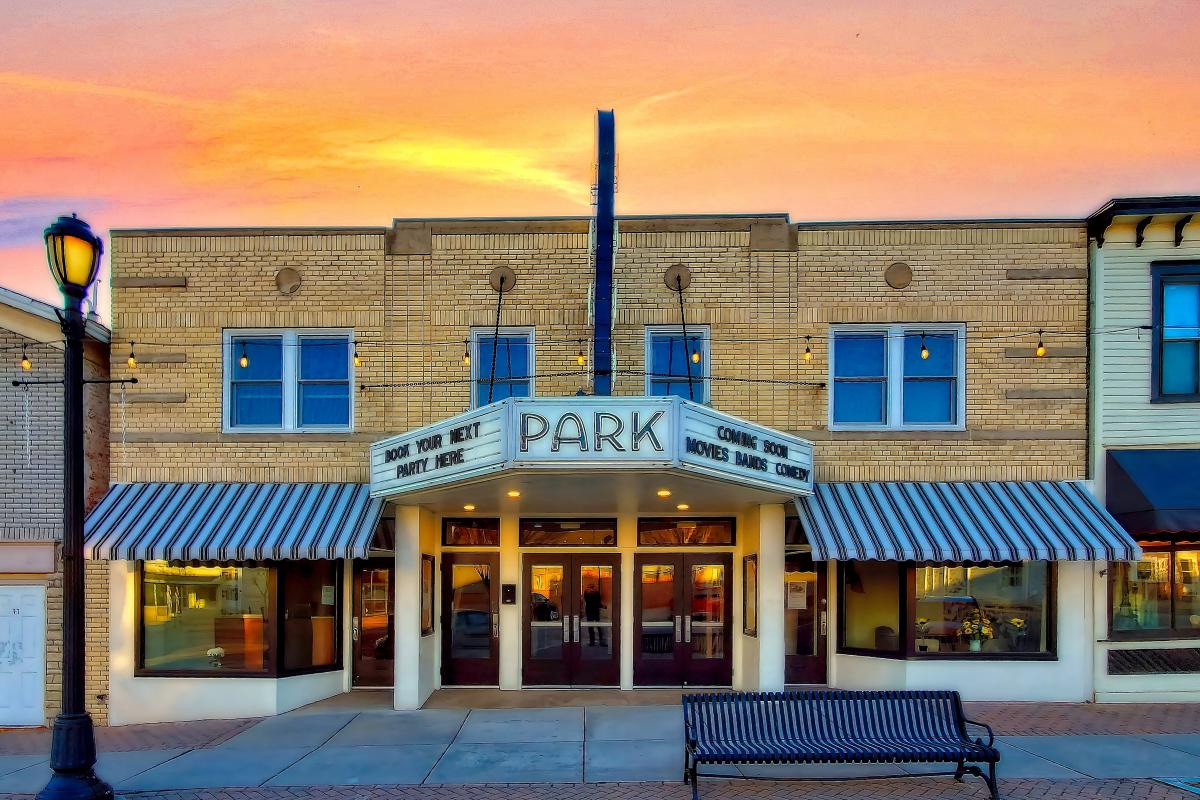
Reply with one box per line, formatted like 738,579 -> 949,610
682,690 -> 1000,799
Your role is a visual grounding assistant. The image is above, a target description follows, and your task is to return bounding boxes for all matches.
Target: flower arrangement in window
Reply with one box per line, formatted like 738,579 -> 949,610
959,609 -> 995,652
206,647 -> 225,667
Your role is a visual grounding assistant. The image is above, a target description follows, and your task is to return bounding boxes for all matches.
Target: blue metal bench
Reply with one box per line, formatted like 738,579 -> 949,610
682,690 -> 1000,800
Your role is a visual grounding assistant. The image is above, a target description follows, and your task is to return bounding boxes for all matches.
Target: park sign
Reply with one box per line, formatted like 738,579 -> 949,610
369,397 -> 814,498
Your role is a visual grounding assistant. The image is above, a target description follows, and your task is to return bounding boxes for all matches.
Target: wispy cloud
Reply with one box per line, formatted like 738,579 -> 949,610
0,197 -> 108,247
0,72 -> 213,111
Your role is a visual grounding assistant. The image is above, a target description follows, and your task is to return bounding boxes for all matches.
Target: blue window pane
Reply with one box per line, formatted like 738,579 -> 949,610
300,383 -> 350,426
1163,283 -> 1200,339
476,336 -> 530,381
834,335 -> 886,378
233,338 -> 282,380
475,379 -> 530,407
300,338 -> 349,380
650,335 -> 695,379
904,333 -> 956,376
833,380 -> 885,424
651,379 -> 700,400
232,383 -> 282,427
903,379 -> 956,424
1162,341 -> 1199,395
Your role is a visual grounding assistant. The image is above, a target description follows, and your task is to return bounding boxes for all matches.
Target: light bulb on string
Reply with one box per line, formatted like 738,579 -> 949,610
20,343 -> 31,371
803,336 -> 813,362
576,339 -> 586,367
690,339 -> 701,364
239,344 -> 249,369
461,339 -> 471,367
353,342 -> 362,368
919,333 -> 930,360
127,341 -> 137,370
1035,330 -> 1047,358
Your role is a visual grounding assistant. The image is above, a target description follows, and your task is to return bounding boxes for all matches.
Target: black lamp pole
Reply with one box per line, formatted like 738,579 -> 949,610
38,216 -> 113,800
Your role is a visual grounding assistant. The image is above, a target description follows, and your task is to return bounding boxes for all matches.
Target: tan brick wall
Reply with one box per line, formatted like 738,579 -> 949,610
107,219 -> 1089,485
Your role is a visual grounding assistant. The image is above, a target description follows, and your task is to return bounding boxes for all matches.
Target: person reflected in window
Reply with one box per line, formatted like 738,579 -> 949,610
583,580 -> 606,647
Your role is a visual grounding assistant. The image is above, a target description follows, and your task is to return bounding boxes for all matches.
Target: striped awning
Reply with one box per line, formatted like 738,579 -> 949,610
794,481 -> 1140,562
85,483 -> 385,561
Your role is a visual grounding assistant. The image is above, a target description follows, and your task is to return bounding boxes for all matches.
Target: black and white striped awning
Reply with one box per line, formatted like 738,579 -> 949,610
85,483 -> 385,561
794,481 -> 1140,562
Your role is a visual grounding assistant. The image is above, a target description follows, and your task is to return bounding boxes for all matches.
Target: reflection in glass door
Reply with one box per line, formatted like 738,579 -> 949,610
634,553 -> 732,686
522,554 -> 620,686
353,558 -> 393,687
784,553 -> 827,684
441,552 -> 500,685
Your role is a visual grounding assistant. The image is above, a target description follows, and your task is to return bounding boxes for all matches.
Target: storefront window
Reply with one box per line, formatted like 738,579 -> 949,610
139,560 -> 345,676
281,560 -> 341,671
913,562 -> 1051,656
1111,544 -> 1200,638
638,518 -> 734,546
141,561 -> 271,673
839,561 -> 902,654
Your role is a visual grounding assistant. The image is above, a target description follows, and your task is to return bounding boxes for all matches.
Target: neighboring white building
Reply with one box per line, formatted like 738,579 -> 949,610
1088,197 -> 1200,702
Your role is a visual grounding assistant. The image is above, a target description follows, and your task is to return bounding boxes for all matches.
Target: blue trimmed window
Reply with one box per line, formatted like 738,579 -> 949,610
472,328 -> 533,408
1152,263 -> 1200,403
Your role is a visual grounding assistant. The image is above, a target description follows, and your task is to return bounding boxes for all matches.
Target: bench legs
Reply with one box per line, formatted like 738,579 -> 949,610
954,759 -> 1000,800
984,760 -> 1000,800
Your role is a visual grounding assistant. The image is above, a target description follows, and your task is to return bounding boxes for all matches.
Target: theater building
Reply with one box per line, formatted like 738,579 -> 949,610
78,124 -> 1145,724
1088,197 -> 1200,702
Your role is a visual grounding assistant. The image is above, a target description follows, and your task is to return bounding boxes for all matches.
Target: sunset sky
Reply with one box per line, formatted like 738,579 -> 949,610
2,0 -> 1198,315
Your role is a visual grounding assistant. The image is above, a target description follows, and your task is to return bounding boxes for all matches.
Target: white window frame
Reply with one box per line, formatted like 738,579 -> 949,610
644,325 -> 711,403
827,323 -> 966,431
471,326 -> 536,409
223,328 -> 355,433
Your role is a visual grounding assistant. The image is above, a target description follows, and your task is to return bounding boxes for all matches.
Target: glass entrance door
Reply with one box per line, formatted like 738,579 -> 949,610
633,553 -> 732,686
784,553 -> 827,684
522,553 -> 620,686
353,558 -> 394,687
441,552 -> 500,685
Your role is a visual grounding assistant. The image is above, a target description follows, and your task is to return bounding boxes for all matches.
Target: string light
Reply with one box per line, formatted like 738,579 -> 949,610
127,341 -> 137,370
461,339 -> 471,367
576,339 -> 586,367
20,343 -> 31,371
1035,330 -> 1047,358
919,333 -> 930,360
803,336 -> 813,362
690,339 -> 701,364
239,344 -> 249,369
353,342 -> 362,368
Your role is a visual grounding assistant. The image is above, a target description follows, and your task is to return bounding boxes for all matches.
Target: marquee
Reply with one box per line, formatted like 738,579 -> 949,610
370,397 -> 814,499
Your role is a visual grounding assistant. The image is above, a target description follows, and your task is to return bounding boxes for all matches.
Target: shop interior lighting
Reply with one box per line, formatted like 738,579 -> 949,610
507,490 -> 521,498
656,489 -> 672,498
463,504 -> 476,511
676,503 -> 690,510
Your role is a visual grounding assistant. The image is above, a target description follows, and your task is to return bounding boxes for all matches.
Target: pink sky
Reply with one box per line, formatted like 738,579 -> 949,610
2,0 -> 1198,315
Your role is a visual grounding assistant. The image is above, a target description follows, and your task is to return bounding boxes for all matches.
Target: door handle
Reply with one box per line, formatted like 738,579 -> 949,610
573,615 -> 581,643
685,615 -> 693,643
562,614 -> 571,643
820,610 -> 828,637
674,615 -> 682,643
352,616 -> 360,642
492,612 -> 499,639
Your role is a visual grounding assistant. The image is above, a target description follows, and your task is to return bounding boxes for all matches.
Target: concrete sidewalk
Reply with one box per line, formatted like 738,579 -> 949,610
4,704 -> 1200,794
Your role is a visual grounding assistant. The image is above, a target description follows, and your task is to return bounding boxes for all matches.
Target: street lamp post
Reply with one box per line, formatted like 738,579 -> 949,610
37,214 -> 113,800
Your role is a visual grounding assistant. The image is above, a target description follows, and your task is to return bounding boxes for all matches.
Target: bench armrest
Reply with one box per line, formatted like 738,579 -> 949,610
962,717 -> 995,748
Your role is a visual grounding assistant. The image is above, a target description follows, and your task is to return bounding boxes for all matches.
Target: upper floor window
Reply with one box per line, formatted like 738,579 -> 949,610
645,325 -> 709,402
1153,263 -> 1200,402
472,327 -> 533,408
225,330 -> 353,432
829,324 -> 965,430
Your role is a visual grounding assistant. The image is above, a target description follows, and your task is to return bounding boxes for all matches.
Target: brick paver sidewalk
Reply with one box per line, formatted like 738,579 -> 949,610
0,717 -> 257,756
2,778 -> 1191,800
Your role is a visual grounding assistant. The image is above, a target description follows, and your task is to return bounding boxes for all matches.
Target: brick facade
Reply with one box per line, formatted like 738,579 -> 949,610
1,308 -> 109,725
96,214 -> 1089,720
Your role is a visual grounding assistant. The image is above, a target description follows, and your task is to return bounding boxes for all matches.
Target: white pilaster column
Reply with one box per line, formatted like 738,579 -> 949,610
498,511 -> 521,689
757,503 -> 787,691
394,504 -> 423,709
